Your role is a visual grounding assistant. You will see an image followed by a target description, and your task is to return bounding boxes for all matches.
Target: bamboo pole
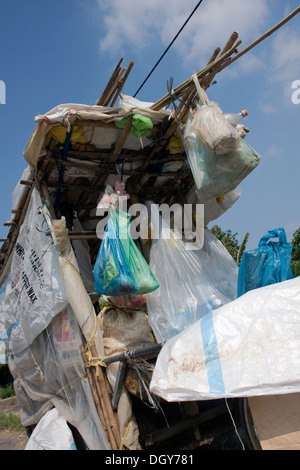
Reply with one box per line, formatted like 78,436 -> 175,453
96,58 -> 123,106
102,66 -> 127,107
224,6 -> 300,68
200,32 -> 239,89
150,40 -> 242,110
110,60 -> 135,106
151,5 -> 300,110
89,342 -> 122,449
80,346 -> 111,445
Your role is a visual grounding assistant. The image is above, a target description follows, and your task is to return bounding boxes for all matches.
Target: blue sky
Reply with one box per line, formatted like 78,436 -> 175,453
0,0 -> 299,250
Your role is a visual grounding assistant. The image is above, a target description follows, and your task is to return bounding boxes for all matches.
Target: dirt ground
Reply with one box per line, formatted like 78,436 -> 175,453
0,429 -> 27,450
0,397 -> 27,450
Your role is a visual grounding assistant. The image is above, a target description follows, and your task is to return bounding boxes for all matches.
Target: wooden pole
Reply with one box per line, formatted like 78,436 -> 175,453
110,60 -> 135,106
96,58 -> 123,106
89,342 -> 122,449
225,6 -> 300,67
150,40 -> 241,110
151,5 -> 300,110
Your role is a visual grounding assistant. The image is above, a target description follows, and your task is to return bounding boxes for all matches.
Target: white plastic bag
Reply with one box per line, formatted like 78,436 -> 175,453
146,206 -> 238,342
186,185 -> 242,226
25,408 -> 76,450
190,75 -> 240,155
150,277 -> 300,401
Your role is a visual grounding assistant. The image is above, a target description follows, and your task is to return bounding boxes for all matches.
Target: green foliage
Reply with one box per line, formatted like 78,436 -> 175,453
237,232 -> 249,266
0,384 -> 15,399
291,228 -> 300,277
0,410 -> 24,431
210,225 -> 248,264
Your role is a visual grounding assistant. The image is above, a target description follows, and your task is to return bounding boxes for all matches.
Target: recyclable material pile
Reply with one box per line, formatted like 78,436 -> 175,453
0,19 -> 299,451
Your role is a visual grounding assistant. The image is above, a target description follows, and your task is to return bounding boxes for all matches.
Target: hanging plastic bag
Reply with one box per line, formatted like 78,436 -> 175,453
114,113 -> 153,138
190,75 -> 240,155
93,210 -> 137,296
97,184 -> 119,211
186,184 -> 242,226
237,227 -> 293,297
147,205 -> 238,342
116,210 -> 159,295
183,107 -> 261,203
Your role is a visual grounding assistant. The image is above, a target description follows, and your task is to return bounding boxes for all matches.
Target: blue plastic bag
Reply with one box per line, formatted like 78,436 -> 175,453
93,211 -> 137,296
237,228 -> 293,297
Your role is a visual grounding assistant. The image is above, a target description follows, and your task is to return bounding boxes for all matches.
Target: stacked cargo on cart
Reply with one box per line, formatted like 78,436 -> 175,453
1,7 -> 300,451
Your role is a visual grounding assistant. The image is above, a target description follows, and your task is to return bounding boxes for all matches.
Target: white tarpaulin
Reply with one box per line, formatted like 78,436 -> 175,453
24,100 -> 171,169
150,276 -> 300,401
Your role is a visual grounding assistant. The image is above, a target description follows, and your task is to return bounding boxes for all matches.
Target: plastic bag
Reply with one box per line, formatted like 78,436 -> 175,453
147,205 -> 238,342
190,75 -> 240,155
98,306 -> 156,357
97,184 -> 119,211
25,408 -> 76,450
183,109 -> 261,203
150,276 -> 300,401
116,209 -> 159,295
186,185 -> 242,226
237,227 -> 293,297
114,113 -> 153,138
93,210 -> 137,296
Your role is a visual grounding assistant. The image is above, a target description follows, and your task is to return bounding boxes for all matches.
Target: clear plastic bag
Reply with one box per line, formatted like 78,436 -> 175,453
147,205 -> 238,342
190,75 -> 240,155
184,107 -> 261,203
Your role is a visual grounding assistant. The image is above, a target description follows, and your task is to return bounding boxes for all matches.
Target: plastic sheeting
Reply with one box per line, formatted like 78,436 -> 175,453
25,407 -> 76,450
6,304 -> 109,449
0,189 -> 109,449
5,189 -> 68,345
24,101 -> 171,169
150,276 -> 300,401
147,215 -> 238,342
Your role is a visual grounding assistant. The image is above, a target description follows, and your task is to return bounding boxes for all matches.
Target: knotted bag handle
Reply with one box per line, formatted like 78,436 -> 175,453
258,228 -> 288,247
192,74 -> 209,106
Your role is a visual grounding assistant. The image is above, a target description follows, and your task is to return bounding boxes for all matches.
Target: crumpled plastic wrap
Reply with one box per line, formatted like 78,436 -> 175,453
150,277 -> 300,401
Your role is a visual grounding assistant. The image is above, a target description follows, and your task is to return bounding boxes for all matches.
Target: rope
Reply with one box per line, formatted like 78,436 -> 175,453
84,350 -> 107,376
225,398 -> 245,450
119,421 -> 131,450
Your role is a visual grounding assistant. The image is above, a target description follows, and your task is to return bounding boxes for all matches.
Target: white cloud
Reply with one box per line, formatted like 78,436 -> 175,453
260,102 -> 277,114
268,27 -> 300,99
96,0 -> 270,68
